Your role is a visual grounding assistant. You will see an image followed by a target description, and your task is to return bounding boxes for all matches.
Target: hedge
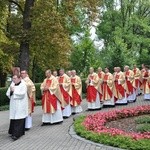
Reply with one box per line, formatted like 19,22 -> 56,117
0,87 -> 9,106
0,79 -> 87,106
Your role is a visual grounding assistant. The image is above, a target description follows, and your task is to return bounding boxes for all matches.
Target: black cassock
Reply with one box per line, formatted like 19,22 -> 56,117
8,118 -> 25,138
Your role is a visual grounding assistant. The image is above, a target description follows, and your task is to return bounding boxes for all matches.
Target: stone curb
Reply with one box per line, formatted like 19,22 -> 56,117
69,122 -> 124,150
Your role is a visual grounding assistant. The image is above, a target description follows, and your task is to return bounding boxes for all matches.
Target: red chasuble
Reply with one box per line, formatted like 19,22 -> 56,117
70,78 -> 81,106
114,74 -> 125,99
59,76 -> 70,104
86,75 -> 97,102
133,69 -> 141,88
143,71 -> 150,92
42,79 -> 57,113
125,71 -> 134,96
98,73 -> 102,78
103,74 -> 113,100
30,97 -> 35,113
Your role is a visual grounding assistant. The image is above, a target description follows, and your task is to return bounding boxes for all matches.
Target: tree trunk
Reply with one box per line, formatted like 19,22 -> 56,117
0,71 -> 7,87
19,0 -> 35,71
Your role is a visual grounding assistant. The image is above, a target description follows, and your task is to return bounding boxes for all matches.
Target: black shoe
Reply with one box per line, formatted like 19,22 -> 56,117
87,108 -> 101,111
72,112 -> 76,115
63,116 -> 69,119
12,136 -> 18,141
52,121 -> 63,125
103,105 -> 115,108
144,99 -> 150,101
115,103 -> 128,105
25,128 -> 30,131
41,123 -> 50,126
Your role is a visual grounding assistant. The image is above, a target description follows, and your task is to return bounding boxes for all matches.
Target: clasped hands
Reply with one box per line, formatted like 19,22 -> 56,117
43,86 -> 49,91
10,86 -> 15,92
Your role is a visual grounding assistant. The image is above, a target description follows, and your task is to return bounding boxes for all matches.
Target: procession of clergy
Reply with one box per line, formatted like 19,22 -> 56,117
6,64 -> 150,140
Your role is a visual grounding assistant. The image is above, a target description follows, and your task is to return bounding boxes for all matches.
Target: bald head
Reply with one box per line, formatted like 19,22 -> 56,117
89,67 -> 94,74
124,66 -> 129,71
105,67 -> 109,73
45,69 -> 51,78
97,67 -> 102,72
72,70 -> 76,76
114,67 -> 117,72
116,67 -> 121,72
67,70 -> 72,77
53,71 -> 57,77
59,69 -> 65,76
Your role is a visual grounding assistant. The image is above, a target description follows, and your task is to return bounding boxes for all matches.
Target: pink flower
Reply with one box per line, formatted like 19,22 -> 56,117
82,105 -> 150,140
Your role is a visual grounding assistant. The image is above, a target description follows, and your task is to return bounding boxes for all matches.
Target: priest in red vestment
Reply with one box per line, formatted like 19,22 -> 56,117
140,64 -> 146,93
142,65 -> 150,100
97,67 -> 105,102
113,67 -> 127,104
124,66 -> 136,102
58,69 -> 72,118
21,70 -> 36,130
86,67 -> 102,110
102,67 -> 115,106
133,65 -> 141,96
70,70 -> 82,114
40,70 -> 63,125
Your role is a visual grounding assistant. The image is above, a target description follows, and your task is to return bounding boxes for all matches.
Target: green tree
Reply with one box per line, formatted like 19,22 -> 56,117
0,0 -> 103,85
96,0 -> 150,69
0,1 -> 19,86
70,30 -> 102,77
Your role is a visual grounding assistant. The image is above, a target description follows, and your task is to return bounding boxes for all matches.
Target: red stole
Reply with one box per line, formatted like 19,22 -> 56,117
86,75 -> 97,102
98,73 -> 102,78
133,69 -> 136,75
30,97 -> 35,113
42,79 -> 57,113
133,69 -> 140,88
70,78 -> 81,106
114,74 -> 125,98
143,71 -> 150,89
103,74 -> 113,100
59,76 -> 70,104
125,71 -> 134,95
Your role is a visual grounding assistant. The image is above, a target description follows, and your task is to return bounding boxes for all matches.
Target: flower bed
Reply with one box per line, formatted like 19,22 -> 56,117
83,105 -> 150,140
74,105 -> 150,150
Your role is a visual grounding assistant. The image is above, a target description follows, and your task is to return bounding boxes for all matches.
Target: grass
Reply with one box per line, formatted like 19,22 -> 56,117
136,124 -> 150,132
135,116 -> 150,124
135,115 -> 150,133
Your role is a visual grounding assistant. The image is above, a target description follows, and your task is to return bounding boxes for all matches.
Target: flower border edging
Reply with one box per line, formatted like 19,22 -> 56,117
69,123 -> 123,150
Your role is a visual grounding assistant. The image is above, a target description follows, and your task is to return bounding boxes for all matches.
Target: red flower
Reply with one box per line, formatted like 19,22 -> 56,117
83,105 -> 150,140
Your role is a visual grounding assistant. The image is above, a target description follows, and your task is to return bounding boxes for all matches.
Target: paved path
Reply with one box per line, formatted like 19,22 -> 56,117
0,96 -> 150,150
